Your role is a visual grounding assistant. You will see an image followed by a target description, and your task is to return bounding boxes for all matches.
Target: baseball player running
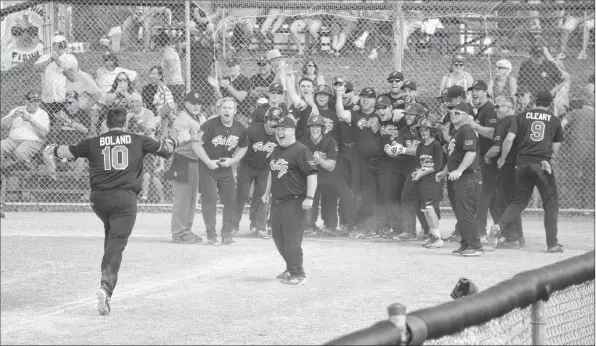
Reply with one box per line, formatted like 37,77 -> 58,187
233,107 -> 280,239
436,102 -> 483,257
193,97 -> 249,246
44,107 -> 194,316
264,116 -> 317,285
487,91 -> 564,253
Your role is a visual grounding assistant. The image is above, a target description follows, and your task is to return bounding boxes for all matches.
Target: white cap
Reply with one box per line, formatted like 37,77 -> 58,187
60,54 -> 78,69
496,59 -> 512,71
266,49 -> 282,61
52,34 -> 67,44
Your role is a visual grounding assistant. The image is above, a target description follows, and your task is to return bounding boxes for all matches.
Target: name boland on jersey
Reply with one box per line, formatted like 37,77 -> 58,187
200,117 -> 249,160
68,130 -> 168,193
241,122 -> 278,170
269,141 -> 317,201
447,123 -> 480,173
492,115 -> 518,165
352,110 -> 385,161
395,126 -> 422,172
512,108 -> 564,164
299,134 -> 339,184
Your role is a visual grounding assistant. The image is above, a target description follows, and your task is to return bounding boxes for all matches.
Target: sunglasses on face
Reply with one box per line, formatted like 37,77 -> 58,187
495,104 -> 508,110
453,62 -> 464,67
333,82 -> 344,87
267,116 -> 281,122
307,64 -> 316,67
12,26 -> 38,36
389,79 -> 402,84
450,110 -> 466,116
270,91 -> 283,95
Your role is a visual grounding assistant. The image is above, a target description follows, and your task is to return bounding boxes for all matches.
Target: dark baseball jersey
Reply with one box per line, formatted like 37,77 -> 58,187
492,115 -> 518,165
512,108 -> 564,164
68,130 -> 169,193
221,74 -> 252,116
241,122 -> 278,170
379,119 -> 401,171
200,117 -> 249,160
380,92 -> 405,110
475,101 -> 498,155
318,109 -> 341,144
351,110 -> 384,161
250,102 -> 288,125
338,103 -> 358,144
416,139 -> 443,172
299,134 -> 339,184
289,104 -> 310,140
447,123 -> 480,173
518,59 -> 563,95
269,141 -> 317,200
395,126 -> 422,172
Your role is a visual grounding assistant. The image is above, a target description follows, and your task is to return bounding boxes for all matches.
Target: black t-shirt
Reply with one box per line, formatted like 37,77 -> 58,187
319,108 -> 341,144
250,72 -> 275,89
338,103 -> 358,144
395,126 -> 422,172
475,101 -> 499,155
447,123 -> 480,173
416,139 -> 443,172
351,109 -> 385,161
200,117 -> 249,160
68,130 -> 167,193
241,122 -> 278,170
221,74 -> 252,116
269,141 -> 317,200
512,108 -> 564,164
299,134 -> 339,184
250,102 -> 288,125
518,59 -> 564,95
289,104 -> 309,140
378,119 -> 401,172
492,115 -> 518,165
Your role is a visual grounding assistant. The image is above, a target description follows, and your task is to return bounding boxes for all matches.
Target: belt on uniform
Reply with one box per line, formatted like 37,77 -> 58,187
274,195 -> 304,204
341,143 -> 356,149
462,169 -> 479,174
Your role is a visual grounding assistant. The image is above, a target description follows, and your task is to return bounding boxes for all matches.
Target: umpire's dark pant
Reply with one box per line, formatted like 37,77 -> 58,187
448,171 -> 482,249
272,196 -> 307,278
399,169 -> 431,235
198,162 -> 236,239
475,156 -> 499,236
494,163 -> 523,241
497,161 -> 559,247
90,189 -> 137,297
233,162 -> 269,231
360,158 -> 399,230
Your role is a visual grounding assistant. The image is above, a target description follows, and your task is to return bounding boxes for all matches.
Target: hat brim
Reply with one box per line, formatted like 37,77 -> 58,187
467,86 -> 487,92
271,124 -> 293,128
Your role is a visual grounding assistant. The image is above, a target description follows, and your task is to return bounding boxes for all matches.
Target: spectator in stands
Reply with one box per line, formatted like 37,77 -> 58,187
289,14 -> 323,56
106,6 -> 172,52
353,10 -> 393,60
249,82 -> 287,124
0,92 -> 50,168
250,56 -> 275,100
95,52 -> 137,107
258,8 -> 288,48
190,34 -> 215,106
266,48 -> 287,90
301,60 -> 325,87
159,31 -> 185,106
328,11 -> 358,57
42,91 -> 90,180
439,55 -> 474,100
62,58 -> 102,111
105,72 -> 135,109
488,59 -> 517,100
143,65 -> 176,137
517,45 -> 564,98
33,34 -> 78,119
208,58 -> 252,126
557,11 -> 594,60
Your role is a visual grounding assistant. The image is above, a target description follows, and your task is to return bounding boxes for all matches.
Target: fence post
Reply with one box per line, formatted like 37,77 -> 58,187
531,300 -> 546,345
391,0 -> 404,72
388,303 -> 408,345
184,0 -> 191,94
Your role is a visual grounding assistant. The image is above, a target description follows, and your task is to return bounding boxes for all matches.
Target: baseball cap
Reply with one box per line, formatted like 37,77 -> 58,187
25,91 -> 40,102
315,84 -> 334,97
451,102 -> 471,114
452,54 -> 465,64
496,59 -> 512,71
401,80 -> 417,90
269,82 -> 284,93
271,116 -> 296,128
467,80 -> 488,92
266,49 -> 283,60
375,95 -> 392,108
387,71 -> 404,82
535,90 -> 553,104
529,45 -> 544,57
344,82 -> 354,93
403,103 -> 426,116
52,34 -> 67,44
359,87 -> 376,98
226,58 -> 239,67
446,85 -> 466,101
184,91 -> 202,105
437,88 -> 449,101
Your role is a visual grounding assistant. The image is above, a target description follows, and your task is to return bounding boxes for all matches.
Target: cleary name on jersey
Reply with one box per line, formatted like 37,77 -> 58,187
299,134 -> 339,184
446,123 -> 480,173
200,117 -> 249,160
69,130 -> 171,193
269,141 -> 318,200
241,122 -> 278,169
511,108 -> 564,164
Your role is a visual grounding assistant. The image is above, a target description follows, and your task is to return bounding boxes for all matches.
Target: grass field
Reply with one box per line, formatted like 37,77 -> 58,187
1,212 -> 593,345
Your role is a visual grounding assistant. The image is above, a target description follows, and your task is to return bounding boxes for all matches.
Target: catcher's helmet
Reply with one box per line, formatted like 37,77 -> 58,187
264,106 -> 284,121
307,114 -> 325,127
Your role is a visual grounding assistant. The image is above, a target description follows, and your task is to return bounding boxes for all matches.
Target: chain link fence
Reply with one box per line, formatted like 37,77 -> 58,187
0,0 -> 594,213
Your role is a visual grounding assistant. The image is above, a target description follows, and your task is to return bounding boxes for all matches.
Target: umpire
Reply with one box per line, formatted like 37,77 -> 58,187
265,115 -> 317,285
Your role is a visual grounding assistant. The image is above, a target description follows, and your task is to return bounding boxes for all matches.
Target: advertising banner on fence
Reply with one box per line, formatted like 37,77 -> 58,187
1,1 -> 46,71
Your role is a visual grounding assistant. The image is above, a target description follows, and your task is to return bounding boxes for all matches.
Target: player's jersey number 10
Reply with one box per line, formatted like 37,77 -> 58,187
102,145 -> 129,170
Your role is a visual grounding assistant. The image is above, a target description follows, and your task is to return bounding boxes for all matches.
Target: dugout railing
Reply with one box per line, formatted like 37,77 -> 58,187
324,250 -> 595,345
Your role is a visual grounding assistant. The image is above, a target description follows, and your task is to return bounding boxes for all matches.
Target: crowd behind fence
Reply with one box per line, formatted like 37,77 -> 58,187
0,0 -> 594,213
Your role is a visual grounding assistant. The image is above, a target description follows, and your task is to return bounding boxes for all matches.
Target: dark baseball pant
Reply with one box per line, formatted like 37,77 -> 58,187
359,159 -> 399,231
448,171 -> 482,249
306,191 -> 322,229
337,146 -> 360,224
271,196 -> 307,278
493,163 -> 523,241
90,189 -> 137,297
198,162 -> 236,239
319,176 -> 356,228
398,169 -> 431,235
233,162 -> 269,231
475,156 -> 499,236
497,162 -> 559,247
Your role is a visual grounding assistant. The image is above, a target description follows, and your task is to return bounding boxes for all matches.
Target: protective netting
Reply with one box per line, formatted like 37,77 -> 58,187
0,0 -> 594,212
423,281 -> 595,345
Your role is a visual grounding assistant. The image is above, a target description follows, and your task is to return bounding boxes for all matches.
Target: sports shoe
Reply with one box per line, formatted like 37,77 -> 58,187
281,276 -> 307,285
452,245 -> 468,255
486,224 -> 501,248
394,232 -> 417,241
365,229 -> 381,238
172,233 -> 199,244
349,230 -> 366,239
276,270 -> 291,280
96,288 -> 111,316
480,236 -> 490,245
208,238 -> 220,246
321,226 -> 339,236
425,237 -> 444,249
304,226 -> 319,237
547,244 -> 564,253
257,230 -> 270,239
444,230 -> 460,242
498,240 -> 520,249
498,237 -> 506,245
417,233 -> 431,242
221,237 -> 236,245
231,228 -> 240,236
461,248 -> 484,257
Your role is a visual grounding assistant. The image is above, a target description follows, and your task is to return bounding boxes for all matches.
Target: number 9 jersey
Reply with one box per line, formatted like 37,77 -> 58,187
512,108 -> 564,165
68,130 -> 171,193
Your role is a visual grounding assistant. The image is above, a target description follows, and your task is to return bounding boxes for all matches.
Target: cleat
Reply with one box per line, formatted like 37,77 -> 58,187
461,248 -> 484,257
304,226 -> 319,237
281,276 -> 307,285
498,237 -> 506,245
547,244 -> 564,253
349,230 -> 366,239
425,237 -> 444,249
417,233 -> 431,242
172,233 -> 200,244
257,230 -> 270,239
96,288 -> 111,316
221,237 -> 236,245
231,228 -> 240,236
443,230 -> 460,242
452,245 -> 468,255
208,238 -> 220,246
498,240 -> 520,249
394,232 -> 417,241
487,224 -> 501,248
276,270 -> 291,280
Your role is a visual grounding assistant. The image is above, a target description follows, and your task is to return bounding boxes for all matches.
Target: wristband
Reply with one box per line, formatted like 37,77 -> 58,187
53,146 -> 61,159
305,196 -> 314,200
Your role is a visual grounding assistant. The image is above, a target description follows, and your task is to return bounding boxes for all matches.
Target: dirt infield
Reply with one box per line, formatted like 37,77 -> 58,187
1,212 -> 594,345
